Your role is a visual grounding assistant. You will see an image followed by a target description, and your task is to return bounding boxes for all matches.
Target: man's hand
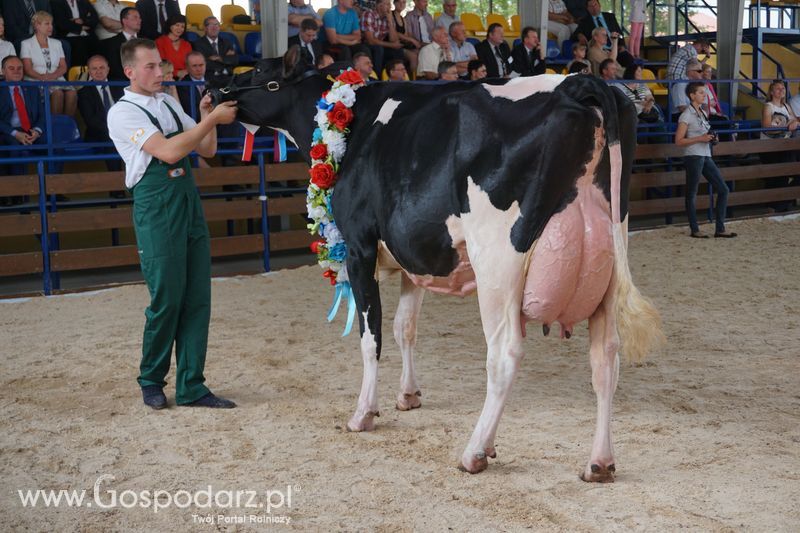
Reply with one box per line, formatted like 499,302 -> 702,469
29,130 -> 40,143
225,49 -> 236,56
14,131 -> 29,144
209,55 -> 223,62
388,41 -> 402,49
209,100 -> 238,125
199,93 -> 214,117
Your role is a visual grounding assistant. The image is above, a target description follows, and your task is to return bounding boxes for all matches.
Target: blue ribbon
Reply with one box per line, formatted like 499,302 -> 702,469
327,281 -> 356,336
275,131 -> 287,162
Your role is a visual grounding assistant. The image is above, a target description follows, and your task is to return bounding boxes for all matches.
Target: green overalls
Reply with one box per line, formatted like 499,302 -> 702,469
123,99 -> 211,405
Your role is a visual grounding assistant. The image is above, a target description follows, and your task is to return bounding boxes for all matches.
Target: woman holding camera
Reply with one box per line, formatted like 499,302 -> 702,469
675,81 -> 737,238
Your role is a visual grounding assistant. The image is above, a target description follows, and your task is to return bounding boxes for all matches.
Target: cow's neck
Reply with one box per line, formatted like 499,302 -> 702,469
276,76 -> 333,166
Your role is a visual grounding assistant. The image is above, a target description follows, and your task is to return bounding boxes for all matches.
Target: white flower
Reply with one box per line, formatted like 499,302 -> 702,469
307,204 -> 328,223
322,129 -> 347,161
329,262 -> 342,272
323,224 -> 343,245
325,84 -> 357,108
315,108 -> 329,128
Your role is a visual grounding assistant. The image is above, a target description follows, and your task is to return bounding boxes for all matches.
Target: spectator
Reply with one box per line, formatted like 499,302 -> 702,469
628,0 -> 645,59
77,54 -> 122,171
316,53 -> 334,69
438,60 -> 457,80
760,79 -> 799,212
416,25 -> 450,80
789,92 -> 800,118
618,63 -> 663,143
93,0 -> 125,48
0,55 -> 46,175
666,38 -> 709,80
0,16 -> 15,70
565,41 -> 589,73
568,60 -> 590,74
598,57 -> 616,82
467,59 -> 486,80
404,0 -> 434,45
391,0 -> 421,76
361,0 -> 403,75
674,81 -> 736,238
573,0 -> 625,51
192,16 -> 238,80
587,26 -> 619,78
1,0 -> 51,44
476,22 -> 510,78
435,0 -> 457,30
157,59 -> 179,100
323,0 -> 366,61
448,21 -> 476,77
21,11 -> 77,116
548,0 -> 577,47
355,0 -> 377,12
353,51 -> 374,81
289,18 -> 323,66
563,0 -> 588,21
51,0 -> 98,67
671,58 -> 703,119
106,7 -> 140,81
176,50 -> 205,118
384,57 -> 407,80
511,26 -> 545,77
288,0 -> 322,41
134,0 -> 180,41
155,14 -> 191,80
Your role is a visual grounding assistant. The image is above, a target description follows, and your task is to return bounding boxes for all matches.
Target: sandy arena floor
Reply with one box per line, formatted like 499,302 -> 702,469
1,216 -> 798,532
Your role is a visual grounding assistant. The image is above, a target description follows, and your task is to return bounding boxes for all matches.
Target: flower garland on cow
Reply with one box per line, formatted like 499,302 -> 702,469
306,69 -> 365,334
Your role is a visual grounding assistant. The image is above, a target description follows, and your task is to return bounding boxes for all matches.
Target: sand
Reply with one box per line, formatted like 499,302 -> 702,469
1,216 -> 798,532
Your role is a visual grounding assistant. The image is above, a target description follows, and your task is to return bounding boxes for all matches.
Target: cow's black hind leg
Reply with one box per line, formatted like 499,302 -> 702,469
345,241 -> 384,432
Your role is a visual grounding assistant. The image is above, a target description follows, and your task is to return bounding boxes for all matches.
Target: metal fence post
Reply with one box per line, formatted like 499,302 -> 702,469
258,152 -> 271,272
36,161 -> 52,295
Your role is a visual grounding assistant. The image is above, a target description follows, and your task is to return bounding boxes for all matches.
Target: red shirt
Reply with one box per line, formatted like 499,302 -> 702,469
155,35 -> 193,78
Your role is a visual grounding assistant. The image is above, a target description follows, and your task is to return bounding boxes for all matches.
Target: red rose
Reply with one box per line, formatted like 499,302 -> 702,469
309,162 -> 337,189
336,69 -> 364,86
327,101 -> 354,131
322,269 -> 337,285
309,143 -> 328,161
310,240 -> 325,254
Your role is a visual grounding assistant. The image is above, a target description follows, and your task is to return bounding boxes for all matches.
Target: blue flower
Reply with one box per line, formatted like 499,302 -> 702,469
312,128 -> 322,142
328,242 -> 347,262
317,98 -> 333,111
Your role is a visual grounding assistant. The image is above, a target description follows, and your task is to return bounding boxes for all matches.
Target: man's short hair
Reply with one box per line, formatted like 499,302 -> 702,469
520,26 -> 536,41
353,52 -> 370,63
203,16 -> 219,27
685,58 -> 701,76
1,55 -> 20,69
487,22 -> 502,36
568,61 -> 589,74
437,61 -> 455,75
385,59 -> 404,73
87,54 -> 109,66
120,7 -> 137,23
685,81 -> 705,98
466,59 -> 484,76
599,58 -> 615,74
185,50 -> 205,63
121,38 -> 157,68
300,18 -> 318,32
448,21 -> 463,35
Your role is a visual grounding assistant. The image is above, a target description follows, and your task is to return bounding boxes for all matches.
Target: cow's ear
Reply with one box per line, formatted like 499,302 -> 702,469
283,45 -> 304,81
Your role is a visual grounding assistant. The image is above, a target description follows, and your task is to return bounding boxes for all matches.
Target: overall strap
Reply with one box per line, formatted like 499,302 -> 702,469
120,99 -> 163,133
162,101 -> 185,134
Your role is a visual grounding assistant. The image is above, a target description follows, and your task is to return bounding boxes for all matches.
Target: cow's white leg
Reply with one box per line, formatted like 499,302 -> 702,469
394,272 -> 425,411
347,313 -> 380,431
581,292 -> 620,482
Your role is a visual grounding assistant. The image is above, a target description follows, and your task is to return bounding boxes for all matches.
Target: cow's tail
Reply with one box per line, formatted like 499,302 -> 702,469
609,143 -> 664,363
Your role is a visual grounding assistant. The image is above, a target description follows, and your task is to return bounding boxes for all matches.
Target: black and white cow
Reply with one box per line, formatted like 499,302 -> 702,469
212,49 -> 663,481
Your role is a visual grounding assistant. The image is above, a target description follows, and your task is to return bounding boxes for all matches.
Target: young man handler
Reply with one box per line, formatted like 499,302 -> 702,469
108,38 -> 239,409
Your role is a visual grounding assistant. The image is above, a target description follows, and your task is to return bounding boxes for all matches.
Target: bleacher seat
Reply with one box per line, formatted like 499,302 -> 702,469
485,13 -> 511,33
546,39 -> 560,59
640,68 -> 668,96
460,13 -> 485,35
466,37 -> 480,47
244,32 -> 262,58
219,31 -> 254,64
51,115 -> 93,172
185,31 -> 199,43
67,65 -> 87,81
561,39 -> 574,59
510,14 -> 520,33
221,4 -> 247,26
186,4 -> 213,29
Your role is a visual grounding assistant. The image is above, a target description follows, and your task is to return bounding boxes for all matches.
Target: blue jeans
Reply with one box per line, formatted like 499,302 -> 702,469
684,155 -> 729,234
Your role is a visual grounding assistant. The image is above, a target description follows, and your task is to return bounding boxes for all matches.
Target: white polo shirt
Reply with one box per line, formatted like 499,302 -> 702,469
108,88 -> 197,189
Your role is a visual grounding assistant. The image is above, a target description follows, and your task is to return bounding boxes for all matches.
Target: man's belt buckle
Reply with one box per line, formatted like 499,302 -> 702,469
168,167 -> 185,179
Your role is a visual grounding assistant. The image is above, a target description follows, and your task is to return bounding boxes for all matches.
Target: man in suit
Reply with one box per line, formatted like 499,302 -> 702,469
192,16 -> 238,81
105,7 -> 140,80
1,0 -> 51,44
572,0 -> 633,68
51,0 -> 99,67
177,50 -> 206,119
0,56 -> 46,176
78,55 -> 123,170
475,22 -> 510,79
288,18 -> 323,67
510,27 -> 545,77
134,0 -> 180,40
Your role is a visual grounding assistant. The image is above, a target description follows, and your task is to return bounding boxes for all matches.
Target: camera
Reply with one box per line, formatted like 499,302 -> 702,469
707,130 -> 718,146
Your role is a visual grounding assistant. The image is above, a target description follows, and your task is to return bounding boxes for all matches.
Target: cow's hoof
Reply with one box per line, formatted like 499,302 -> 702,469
395,391 -> 421,411
458,449 -> 493,474
346,411 -> 379,432
579,462 -> 616,483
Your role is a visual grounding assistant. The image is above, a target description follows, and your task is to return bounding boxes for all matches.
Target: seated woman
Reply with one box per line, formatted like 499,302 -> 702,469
155,15 -> 192,81
0,16 -> 16,70
674,82 -> 737,239
392,0 -> 420,78
21,11 -> 77,116
157,60 -> 181,102
618,64 -> 664,142
547,0 -> 577,47
587,27 -> 620,78
760,79 -> 799,211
